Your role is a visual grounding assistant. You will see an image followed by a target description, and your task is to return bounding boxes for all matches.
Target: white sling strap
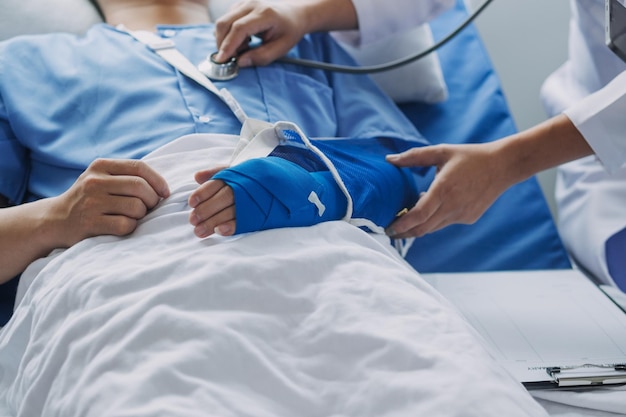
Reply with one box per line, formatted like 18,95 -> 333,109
125,28 -> 248,124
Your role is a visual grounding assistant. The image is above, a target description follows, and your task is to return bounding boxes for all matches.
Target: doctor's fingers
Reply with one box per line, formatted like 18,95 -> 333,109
389,209 -> 454,239
389,185 -> 500,238
235,35 -> 300,67
386,191 -> 442,238
215,1 -> 303,65
386,144 -> 452,169
215,1 -> 278,62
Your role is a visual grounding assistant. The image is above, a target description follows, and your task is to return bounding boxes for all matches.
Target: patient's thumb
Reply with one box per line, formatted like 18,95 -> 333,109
194,165 -> 228,184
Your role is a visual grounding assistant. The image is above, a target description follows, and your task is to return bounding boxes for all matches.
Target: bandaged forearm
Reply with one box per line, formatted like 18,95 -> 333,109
213,139 -> 421,235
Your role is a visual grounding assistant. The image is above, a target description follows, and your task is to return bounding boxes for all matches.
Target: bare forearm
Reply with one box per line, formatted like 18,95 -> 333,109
301,0 -> 358,33
0,197 -> 66,284
0,159 -> 169,284
496,113 -> 593,185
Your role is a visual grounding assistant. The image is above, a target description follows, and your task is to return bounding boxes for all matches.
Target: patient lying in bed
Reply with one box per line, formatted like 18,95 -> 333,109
0,0 -> 426,287
0,0 -> 550,415
2,131 -> 548,417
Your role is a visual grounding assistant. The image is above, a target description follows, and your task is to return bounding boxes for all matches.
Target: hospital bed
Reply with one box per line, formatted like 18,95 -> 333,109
0,1 -> 624,416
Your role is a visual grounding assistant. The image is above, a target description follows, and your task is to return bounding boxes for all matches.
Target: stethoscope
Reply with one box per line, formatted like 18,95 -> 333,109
199,0 -> 494,81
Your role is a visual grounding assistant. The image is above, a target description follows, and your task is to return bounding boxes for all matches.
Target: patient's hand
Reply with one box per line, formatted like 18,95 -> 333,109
188,166 -> 236,238
53,158 -> 170,246
188,157 -> 349,237
0,159 -> 169,284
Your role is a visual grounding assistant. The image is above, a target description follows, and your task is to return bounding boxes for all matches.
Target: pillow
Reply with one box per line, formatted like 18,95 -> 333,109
333,25 -> 448,103
0,0 -> 447,104
0,0 -> 101,41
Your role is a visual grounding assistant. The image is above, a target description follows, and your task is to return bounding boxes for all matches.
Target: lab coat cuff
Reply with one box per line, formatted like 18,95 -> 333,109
564,71 -> 626,174
345,0 -> 454,46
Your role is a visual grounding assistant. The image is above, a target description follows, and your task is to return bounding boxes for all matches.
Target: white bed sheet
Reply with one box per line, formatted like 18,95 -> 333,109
0,134 -> 548,417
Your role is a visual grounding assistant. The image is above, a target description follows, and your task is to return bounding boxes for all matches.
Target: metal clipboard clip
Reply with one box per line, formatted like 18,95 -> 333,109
546,364 -> 626,387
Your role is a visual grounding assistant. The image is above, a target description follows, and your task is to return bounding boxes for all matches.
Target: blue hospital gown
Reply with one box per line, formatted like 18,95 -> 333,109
0,24 -> 430,323
0,23 -> 427,204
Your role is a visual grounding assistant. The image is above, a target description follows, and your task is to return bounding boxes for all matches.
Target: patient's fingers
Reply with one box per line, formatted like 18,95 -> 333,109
189,180 -> 236,237
194,210 -> 236,238
189,177 -> 225,208
194,165 -> 227,185
213,219 -> 237,236
95,159 -> 170,200
91,214 -> 139,238
50,158 -> 171,247
98,195 -> 150,219
95,175 -> 165,211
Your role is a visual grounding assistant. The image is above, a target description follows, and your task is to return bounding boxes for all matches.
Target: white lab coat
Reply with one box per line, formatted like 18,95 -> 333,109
349,0 -> 455,45
541,0 -> 626,287
349,0 -> 626,287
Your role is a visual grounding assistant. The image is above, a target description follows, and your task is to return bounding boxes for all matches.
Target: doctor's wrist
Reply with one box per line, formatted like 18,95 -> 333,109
301,0 -> 358,33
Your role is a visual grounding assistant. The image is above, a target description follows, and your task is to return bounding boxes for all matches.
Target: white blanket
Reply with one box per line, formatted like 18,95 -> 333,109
0,134 -> 547,417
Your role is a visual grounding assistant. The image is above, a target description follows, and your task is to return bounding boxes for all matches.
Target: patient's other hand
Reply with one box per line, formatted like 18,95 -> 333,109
188,166 -> 236,238
214,0 -> 307,67
385,142 -> 511,237
53,158 -> 170,246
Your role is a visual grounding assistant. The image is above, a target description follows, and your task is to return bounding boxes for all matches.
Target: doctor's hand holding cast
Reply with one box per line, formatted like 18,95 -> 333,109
214,0 -> 626,290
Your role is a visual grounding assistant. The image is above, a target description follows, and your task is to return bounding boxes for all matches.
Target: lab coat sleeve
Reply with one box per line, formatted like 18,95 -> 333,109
564,70 -> 626,173
334,0 -> 455,46
556,156 -> 626,289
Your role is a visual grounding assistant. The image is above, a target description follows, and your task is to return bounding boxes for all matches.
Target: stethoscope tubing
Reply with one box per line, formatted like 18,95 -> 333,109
202,0 -> 494,80
274,0 -> 494,74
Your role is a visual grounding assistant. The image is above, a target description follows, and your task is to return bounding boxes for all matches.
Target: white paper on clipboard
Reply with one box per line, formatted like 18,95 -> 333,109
422,269 -> 626,389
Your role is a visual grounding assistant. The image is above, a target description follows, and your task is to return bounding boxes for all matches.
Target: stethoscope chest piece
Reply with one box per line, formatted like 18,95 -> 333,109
198,52 -> 239,81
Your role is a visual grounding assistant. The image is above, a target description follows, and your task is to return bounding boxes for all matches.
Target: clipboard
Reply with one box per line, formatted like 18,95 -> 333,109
421,269 -> 626,389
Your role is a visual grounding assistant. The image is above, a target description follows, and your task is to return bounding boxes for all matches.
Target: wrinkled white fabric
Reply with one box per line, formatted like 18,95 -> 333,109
0,134 -> 546,417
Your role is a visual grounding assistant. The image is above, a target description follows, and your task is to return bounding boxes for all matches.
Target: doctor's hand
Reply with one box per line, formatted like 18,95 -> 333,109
214,0 -> 308,67
188,166 -> 236,238
51,158 -> 170,247
385,142 -> 515,238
